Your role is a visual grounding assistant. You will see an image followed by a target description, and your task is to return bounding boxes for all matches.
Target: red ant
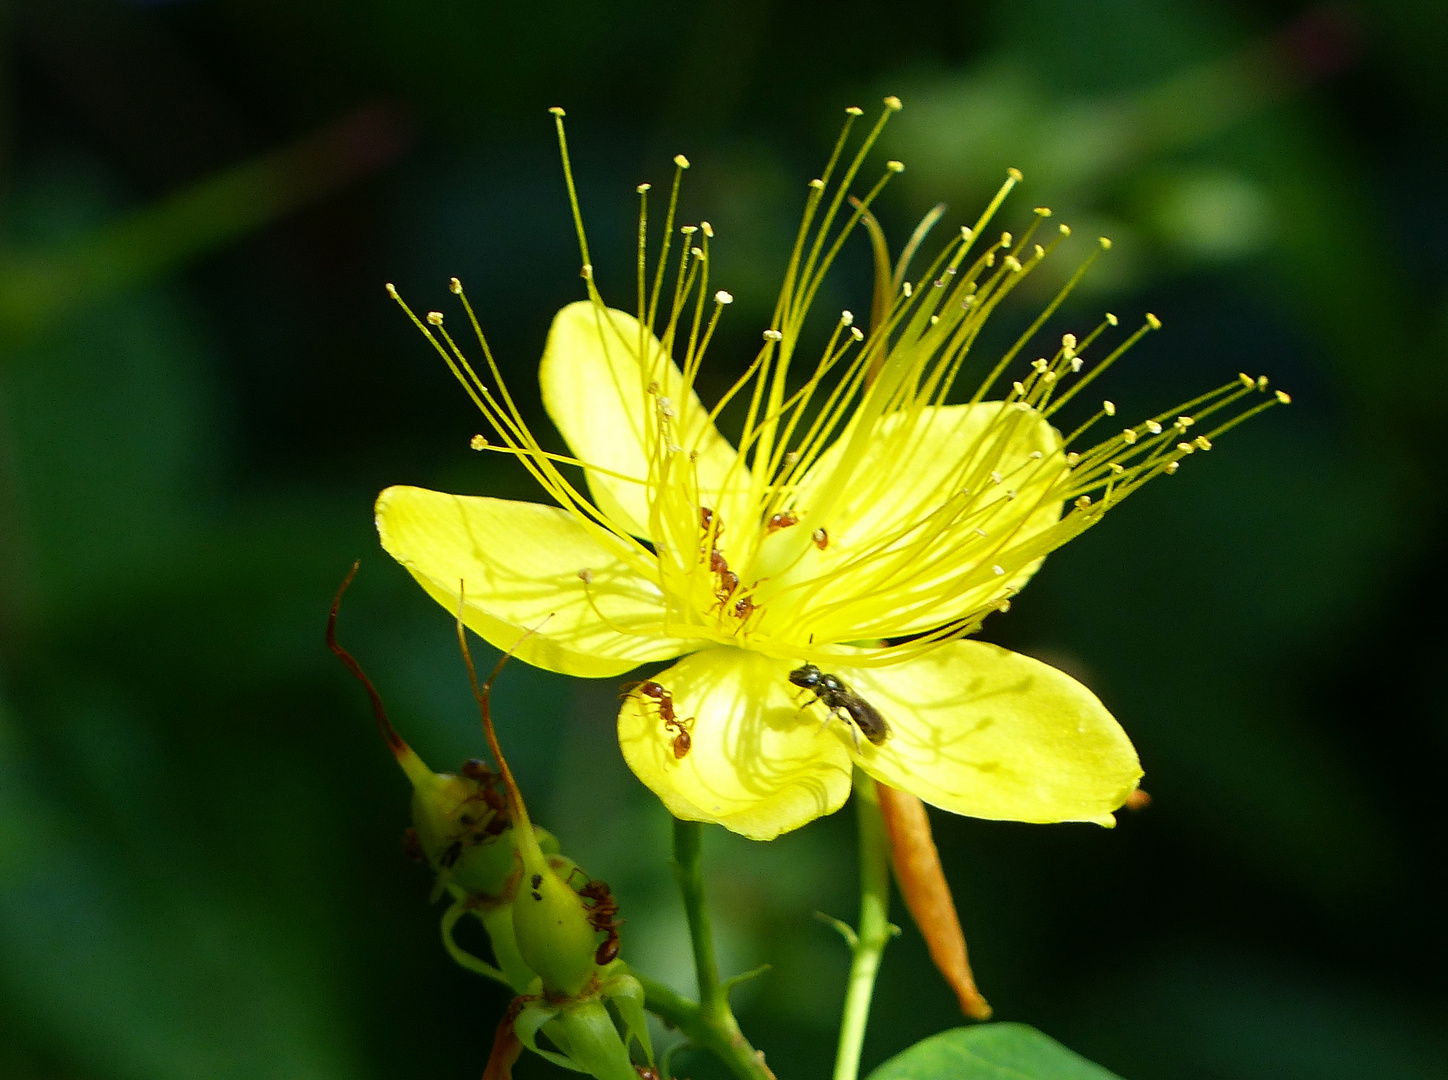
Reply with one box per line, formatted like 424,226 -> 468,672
768,510 -> 799,532
624,680 -> 694,758
699,504 -> 759,625
577,878 -> 623,965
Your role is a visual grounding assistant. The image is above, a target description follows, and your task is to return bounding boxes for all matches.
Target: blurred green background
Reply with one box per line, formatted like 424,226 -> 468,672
1,0 -> 1445,1078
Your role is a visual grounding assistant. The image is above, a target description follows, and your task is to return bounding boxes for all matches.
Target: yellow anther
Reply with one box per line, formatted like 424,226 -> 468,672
681,225 -> 697,235
1074,495 -> 1092,509
637,182 -> 652,193
674,154 -> 691,169
691,246 -> 705,258
990,470 -> 1004,484
1194,436 -> 1213,451
1065,452 -> 1081,466
1007,167 -> 1023,181
1103,400 -> 1116,416
1034,207 -> 1053,217
1176,442 -> 1194,454
1032,358 -> 1048,372
1165,461 -> 1180,475
1099,236 -> 1113,250
961,226 -> 974,241
1257,375 -> 1269,390
1110,462 -> 1125,474
580,264 -> 593,279
809,178 -> 826,190
1070,357 -> 1083,372
449,277 -> 463,293
1238,372 -> 1254,389
1146,421 -> 1163,435
1176,415 -> 1194,427
1146,313 -> 1162,330
840,310 -> 854,326
385,282 -> 399,298
549,106 -> 566,117
701,221 -> 714,238
1042,370 -> 1057,384
1275,390 -> 1292,404
1003,255 -> 1022,272
470,434 -> 489,450
883,96 -> 903,111
1106,312 -> 1118,326
886,160 -> 905,173
1122,428 -> 1138,444
577,568 -> 593,583
715,290 -> 734,305
847,106 -> 864,116
1061,333 -> 1077,351
849,326 -> 864,341
992,564 -> 1006,576
763,329 -> 783,342
1012,381 -> 1026,396
902,281 -> 913,297
997,600 -> 1012,613
1000,232 -> 1012,247
1059,223 -> 1072,236
426,311 -> 444,325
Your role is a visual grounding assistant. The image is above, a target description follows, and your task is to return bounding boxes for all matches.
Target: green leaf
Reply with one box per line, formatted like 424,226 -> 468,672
868,1023 -> 1125,1080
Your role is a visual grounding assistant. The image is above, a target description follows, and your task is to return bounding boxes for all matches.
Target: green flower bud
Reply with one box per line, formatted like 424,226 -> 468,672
512,862 -> 600,997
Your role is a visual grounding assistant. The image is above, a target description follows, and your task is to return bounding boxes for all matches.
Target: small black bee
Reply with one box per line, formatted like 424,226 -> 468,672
788,663 -> 890,746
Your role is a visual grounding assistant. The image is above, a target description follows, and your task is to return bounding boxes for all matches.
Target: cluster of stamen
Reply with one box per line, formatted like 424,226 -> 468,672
384,98 -> 1288,670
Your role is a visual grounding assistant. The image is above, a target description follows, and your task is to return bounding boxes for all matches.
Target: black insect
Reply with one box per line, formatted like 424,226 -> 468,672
788,663 -> 890,747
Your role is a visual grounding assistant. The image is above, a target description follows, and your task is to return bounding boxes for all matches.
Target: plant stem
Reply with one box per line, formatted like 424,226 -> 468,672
832,774 -> 893,1080
672,818 -> 725,1013
635,972 -> 774,1080
660,818 -> 776,1080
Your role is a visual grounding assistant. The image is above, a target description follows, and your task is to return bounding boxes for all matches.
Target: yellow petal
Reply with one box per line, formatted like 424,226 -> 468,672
376,485 -> 692,678
538,301 -> 747,539
776,403 -> 1064,640
617,647 -> 853,840
828,641 -> 1140,825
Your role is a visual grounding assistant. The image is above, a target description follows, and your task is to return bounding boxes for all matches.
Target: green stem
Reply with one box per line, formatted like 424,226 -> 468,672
635,972 -> 774,1080
657,818 -> 776,1080
832,775 -> 893,1080
672,818 -> 725,1014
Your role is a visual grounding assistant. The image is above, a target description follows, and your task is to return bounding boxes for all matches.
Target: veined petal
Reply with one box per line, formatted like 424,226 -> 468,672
617,647 -> 853,840
376,485 -> 693,678
779,403 -> 1064,640
830,641 -> 1140,825
539,301 -> 747,539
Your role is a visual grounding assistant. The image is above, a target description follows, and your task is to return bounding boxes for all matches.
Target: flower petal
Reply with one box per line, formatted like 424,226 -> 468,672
539,301 -> 746,539
781,403 -> 1064,639
376,485 -> 692,678
831,641 -> 1140,825
617,647 -> 853,840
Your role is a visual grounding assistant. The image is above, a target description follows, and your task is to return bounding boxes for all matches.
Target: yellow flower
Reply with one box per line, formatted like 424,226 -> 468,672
377,101 -> 1286,840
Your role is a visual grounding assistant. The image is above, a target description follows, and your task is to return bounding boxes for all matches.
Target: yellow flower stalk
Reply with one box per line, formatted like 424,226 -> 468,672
377,100 -> 1286,841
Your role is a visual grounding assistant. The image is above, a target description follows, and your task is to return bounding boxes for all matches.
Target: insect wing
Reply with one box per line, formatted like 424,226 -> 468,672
844,695 -> 890,745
